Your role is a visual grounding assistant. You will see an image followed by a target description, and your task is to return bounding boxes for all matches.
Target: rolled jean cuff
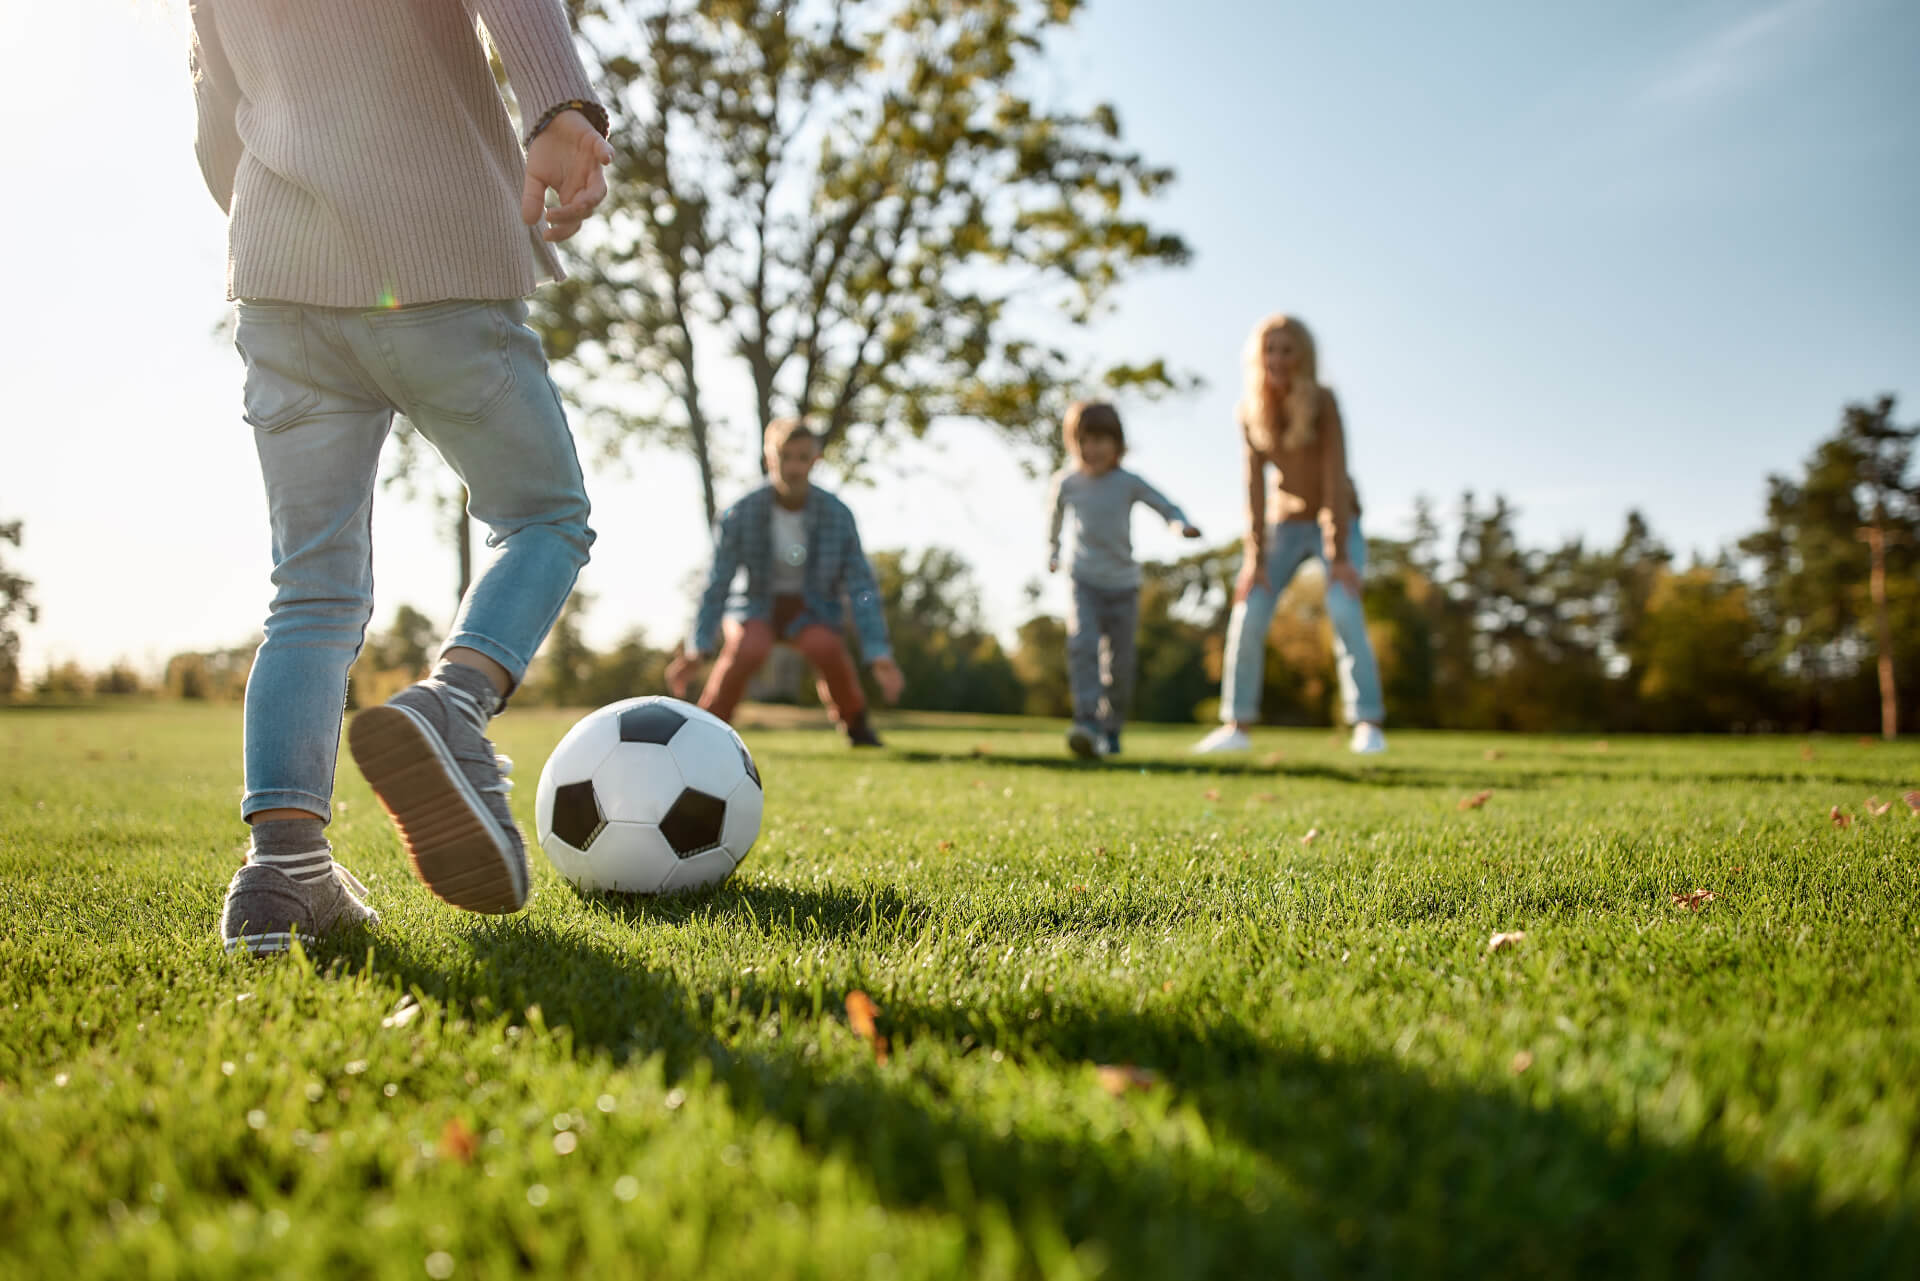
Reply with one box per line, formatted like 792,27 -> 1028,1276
241,787 -> 334,824
439,631 -> 531,687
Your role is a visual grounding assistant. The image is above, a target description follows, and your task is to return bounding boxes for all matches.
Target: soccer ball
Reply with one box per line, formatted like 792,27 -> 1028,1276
534,696 -> 763,894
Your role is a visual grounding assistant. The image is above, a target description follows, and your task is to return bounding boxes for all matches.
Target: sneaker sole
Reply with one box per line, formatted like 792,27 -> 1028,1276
348,705 -> 528,914
223,930 -> 295,956
1067,728 -> 1100,760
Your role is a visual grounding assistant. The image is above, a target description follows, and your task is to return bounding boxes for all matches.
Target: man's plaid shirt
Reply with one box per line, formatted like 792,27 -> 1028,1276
690,484 -> 892,662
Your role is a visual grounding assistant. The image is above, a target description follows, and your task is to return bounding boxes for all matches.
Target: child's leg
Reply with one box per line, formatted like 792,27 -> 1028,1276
343,300 -> 594,690
239,303 -> 397,824
789,624 -> 867,725
1066,579 -> 1104,727
1320,522 -> 1385,726
1098,586 -> 1140,733
700,619 -> 776,723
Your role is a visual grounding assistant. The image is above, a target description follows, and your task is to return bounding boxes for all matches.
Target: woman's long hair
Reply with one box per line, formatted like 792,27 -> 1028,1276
1239,315 -> 1321,454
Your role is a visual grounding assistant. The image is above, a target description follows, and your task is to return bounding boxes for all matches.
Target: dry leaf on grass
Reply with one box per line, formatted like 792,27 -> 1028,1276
1459,790 -> 1495,810
1670,889 -> 1717,911
1252,792 -> 1278,804
381,996 -> 421,1029
1484,749 -> 1505,762
937,840 -> 953,852
1260,751 -> 1287,766
1203,788 -> 1221,802
1510,1050 -> 1534,1074
438,1117 -> 479,1164
1904,791 -> 1920,814
1800,743 -> 1816,762
1486,931 -> 1526,953
1830,806 -> 1852,829
1866,797 -> 1892,817
845,991 -> 889,1065
1593,740 -> 1610,753
1300,828 -> 1320,845
1094,1065 -> 1162,1095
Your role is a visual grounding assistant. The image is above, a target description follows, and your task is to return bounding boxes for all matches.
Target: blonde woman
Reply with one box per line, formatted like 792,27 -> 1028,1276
1193,316 -> 1386,754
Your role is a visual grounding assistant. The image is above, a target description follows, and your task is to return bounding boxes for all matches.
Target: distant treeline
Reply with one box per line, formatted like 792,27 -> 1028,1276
15,398 -> 1918,734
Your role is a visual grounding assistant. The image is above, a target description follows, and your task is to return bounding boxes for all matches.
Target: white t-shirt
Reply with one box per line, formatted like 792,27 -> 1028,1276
771,504 -> 807,595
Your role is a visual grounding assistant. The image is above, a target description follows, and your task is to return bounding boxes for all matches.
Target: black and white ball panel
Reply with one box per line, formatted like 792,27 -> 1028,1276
547,780 -> 607,851
535,696 -> 763,895
594,741 -> 687,825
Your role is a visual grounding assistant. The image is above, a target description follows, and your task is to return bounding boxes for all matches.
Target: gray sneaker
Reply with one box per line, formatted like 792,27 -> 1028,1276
221,860 -> 378,956
348,679 -> 529,914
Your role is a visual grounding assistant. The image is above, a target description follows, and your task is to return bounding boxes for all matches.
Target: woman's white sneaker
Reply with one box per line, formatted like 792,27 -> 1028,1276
1191,725 -> 1251,754
1350,723 -> 1387,754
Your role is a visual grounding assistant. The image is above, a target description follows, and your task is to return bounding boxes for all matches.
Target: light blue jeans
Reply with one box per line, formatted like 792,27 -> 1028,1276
1220,519 -> 1384,726
235,299 -> 594,821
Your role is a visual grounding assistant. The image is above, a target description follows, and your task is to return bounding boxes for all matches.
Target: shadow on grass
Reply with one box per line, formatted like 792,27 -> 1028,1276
324,913 -> 1914,1279
891,747 -> 1554,792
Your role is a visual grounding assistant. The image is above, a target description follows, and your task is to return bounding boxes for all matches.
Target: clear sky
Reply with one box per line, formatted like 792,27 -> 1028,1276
3,0 -> 1917,679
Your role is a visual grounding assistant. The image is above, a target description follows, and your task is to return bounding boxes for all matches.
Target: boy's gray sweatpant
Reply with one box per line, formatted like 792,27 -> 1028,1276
1068,578 -> 1139,732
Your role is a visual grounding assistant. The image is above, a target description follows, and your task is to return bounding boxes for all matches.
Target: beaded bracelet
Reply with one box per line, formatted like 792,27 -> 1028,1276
527,98 -> 611,144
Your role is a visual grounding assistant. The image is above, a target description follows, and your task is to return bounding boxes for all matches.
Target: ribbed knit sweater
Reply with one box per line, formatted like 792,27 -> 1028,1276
189,0 -> 598,307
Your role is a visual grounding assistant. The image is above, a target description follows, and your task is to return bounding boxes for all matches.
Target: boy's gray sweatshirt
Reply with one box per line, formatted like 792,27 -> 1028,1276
1046,466 -> 1189,590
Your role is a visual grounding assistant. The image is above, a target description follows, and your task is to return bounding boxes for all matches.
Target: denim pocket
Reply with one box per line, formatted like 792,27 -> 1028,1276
366,301 -> 517,423
234,305 -> 320,432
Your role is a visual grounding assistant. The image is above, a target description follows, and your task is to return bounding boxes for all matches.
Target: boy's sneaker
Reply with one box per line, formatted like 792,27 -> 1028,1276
348,677 -> 528,914
221,860 -> 377,956
846,715 -> 885,748
1067,722 -> 1103,760
1349,723 -> 1388,755
1191,725 -> 1251,754
1104,730 -> 1122,756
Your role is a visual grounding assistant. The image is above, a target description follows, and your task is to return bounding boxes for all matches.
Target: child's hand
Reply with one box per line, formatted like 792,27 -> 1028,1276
523,109 -> 614,242
1180,523 -> 1203,540
1048,557 -> 1060,573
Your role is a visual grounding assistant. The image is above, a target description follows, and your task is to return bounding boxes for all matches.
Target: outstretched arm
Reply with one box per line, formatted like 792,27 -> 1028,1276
188,2 -> 242,212
688,506 -> 744,660
1318,390 -> 1362,595
1237,428 -> 1272,601
1318,390 -> 1354,566
1045,471 -> 1067,571
1132,473 -> 1200,538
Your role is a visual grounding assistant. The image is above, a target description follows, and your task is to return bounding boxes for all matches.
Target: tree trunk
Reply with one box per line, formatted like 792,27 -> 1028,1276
1863,521 -> 1897,739
454,487 -> 473,608
689,409 -> 719,534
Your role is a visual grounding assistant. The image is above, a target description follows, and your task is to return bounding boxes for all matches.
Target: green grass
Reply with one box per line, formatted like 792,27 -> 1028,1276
3,704 -> 1919,1279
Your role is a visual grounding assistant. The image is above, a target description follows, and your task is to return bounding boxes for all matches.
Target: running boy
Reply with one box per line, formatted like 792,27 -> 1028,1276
192,0 -> 614,953
1046,401 -> 1201,758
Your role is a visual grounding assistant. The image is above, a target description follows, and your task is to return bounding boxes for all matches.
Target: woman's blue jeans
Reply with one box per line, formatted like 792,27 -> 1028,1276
234,299 -> 593,821
1219,519 -> 1384,727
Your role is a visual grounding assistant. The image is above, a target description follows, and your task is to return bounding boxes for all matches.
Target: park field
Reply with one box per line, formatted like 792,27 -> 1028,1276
2,703 -> 1918,1279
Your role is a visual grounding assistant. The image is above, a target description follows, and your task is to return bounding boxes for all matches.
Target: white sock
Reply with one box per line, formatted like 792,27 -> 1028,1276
248,818 -> 334,884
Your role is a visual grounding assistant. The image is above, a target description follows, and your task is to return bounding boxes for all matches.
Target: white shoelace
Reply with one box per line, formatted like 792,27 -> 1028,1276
332,862 -> 371,899
440,682 -> 513,796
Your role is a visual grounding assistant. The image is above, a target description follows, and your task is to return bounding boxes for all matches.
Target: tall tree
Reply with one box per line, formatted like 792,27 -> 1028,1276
538,0 -> 1192,530
1741,396 -> 1920,732
0,519 -> 38,698
1840,395 -> 1917,738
